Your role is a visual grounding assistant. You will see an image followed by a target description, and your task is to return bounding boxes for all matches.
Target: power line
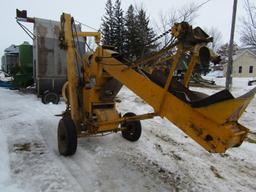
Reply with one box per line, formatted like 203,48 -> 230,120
167,0 -> 212,27
196,0 -> 212,10
74,19 -> 99,31
151,0 -> 212,45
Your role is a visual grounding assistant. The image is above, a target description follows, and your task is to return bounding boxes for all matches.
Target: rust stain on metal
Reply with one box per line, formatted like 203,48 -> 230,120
190,123 -> 203,136
37,24 -> 52,76
54,25 -> 63,75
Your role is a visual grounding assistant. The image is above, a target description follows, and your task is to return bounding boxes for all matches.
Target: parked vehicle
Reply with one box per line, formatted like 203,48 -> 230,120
248,80 -> 256,86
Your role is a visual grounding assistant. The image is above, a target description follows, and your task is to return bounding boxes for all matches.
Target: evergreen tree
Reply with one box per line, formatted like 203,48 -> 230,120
124,5 -> 137,61
134,8 -> 157,59
101,1 -> 157,61
113,0 -> 126,54
101,0 -> 115,46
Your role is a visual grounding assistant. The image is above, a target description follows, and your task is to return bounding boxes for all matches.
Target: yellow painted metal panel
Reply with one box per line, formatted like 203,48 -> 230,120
62,13 -> 81,125
102,53 -> 249,153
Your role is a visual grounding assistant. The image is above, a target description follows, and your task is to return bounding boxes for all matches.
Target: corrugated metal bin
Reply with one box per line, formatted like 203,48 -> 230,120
33,18 -> 84,104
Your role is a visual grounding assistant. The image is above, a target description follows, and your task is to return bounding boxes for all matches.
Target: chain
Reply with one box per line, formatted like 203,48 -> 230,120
145,28 -> 172,46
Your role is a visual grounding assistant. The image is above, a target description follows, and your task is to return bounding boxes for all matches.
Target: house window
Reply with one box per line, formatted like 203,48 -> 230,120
238,66 -> 242,73
249,66 -> 253,73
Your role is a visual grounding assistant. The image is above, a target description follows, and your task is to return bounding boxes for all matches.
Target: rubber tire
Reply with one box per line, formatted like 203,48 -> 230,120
42,91 -> 60,104
58,117 -> 77,156
121,112 -> 142,142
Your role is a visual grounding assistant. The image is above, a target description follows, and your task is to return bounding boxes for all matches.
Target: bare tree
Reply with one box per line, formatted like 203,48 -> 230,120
240,0 -> 256,47
217,42 -> 239,64
177,2 -> 199,23
159,12 -> 170,46
156,2 -> 200,48
206,27 -> 223,51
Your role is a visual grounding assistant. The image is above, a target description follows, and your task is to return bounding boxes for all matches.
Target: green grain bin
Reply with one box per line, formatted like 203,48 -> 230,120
19,41 -> 33,73
13,42 -> 33,87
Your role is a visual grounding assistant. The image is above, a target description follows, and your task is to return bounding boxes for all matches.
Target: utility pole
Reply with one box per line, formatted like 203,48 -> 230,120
226,0 -> 238,90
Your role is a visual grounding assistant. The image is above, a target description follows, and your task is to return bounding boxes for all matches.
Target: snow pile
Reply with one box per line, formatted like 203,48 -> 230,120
206,70 -> 223,78
0,71 -> 4,78
0,71 -> 12,82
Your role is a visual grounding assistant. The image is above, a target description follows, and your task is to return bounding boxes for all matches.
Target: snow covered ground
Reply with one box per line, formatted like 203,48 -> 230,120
0,77 -> 256,192
0,71 -> 12,82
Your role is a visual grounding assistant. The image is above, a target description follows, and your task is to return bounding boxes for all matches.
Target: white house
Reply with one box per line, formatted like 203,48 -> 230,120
223,48 -> 256,77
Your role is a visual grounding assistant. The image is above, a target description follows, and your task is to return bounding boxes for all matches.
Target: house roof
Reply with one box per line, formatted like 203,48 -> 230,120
233,48 -> 256,61
238,47 -> 256,55
223,48 -> 256,67
4,44 -> 19,54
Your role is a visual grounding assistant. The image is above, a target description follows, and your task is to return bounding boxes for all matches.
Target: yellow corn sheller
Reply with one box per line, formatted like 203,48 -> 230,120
57,13 -> 256,156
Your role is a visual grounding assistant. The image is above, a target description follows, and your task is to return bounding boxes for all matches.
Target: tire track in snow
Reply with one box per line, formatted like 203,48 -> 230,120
39,120 -> 173,192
